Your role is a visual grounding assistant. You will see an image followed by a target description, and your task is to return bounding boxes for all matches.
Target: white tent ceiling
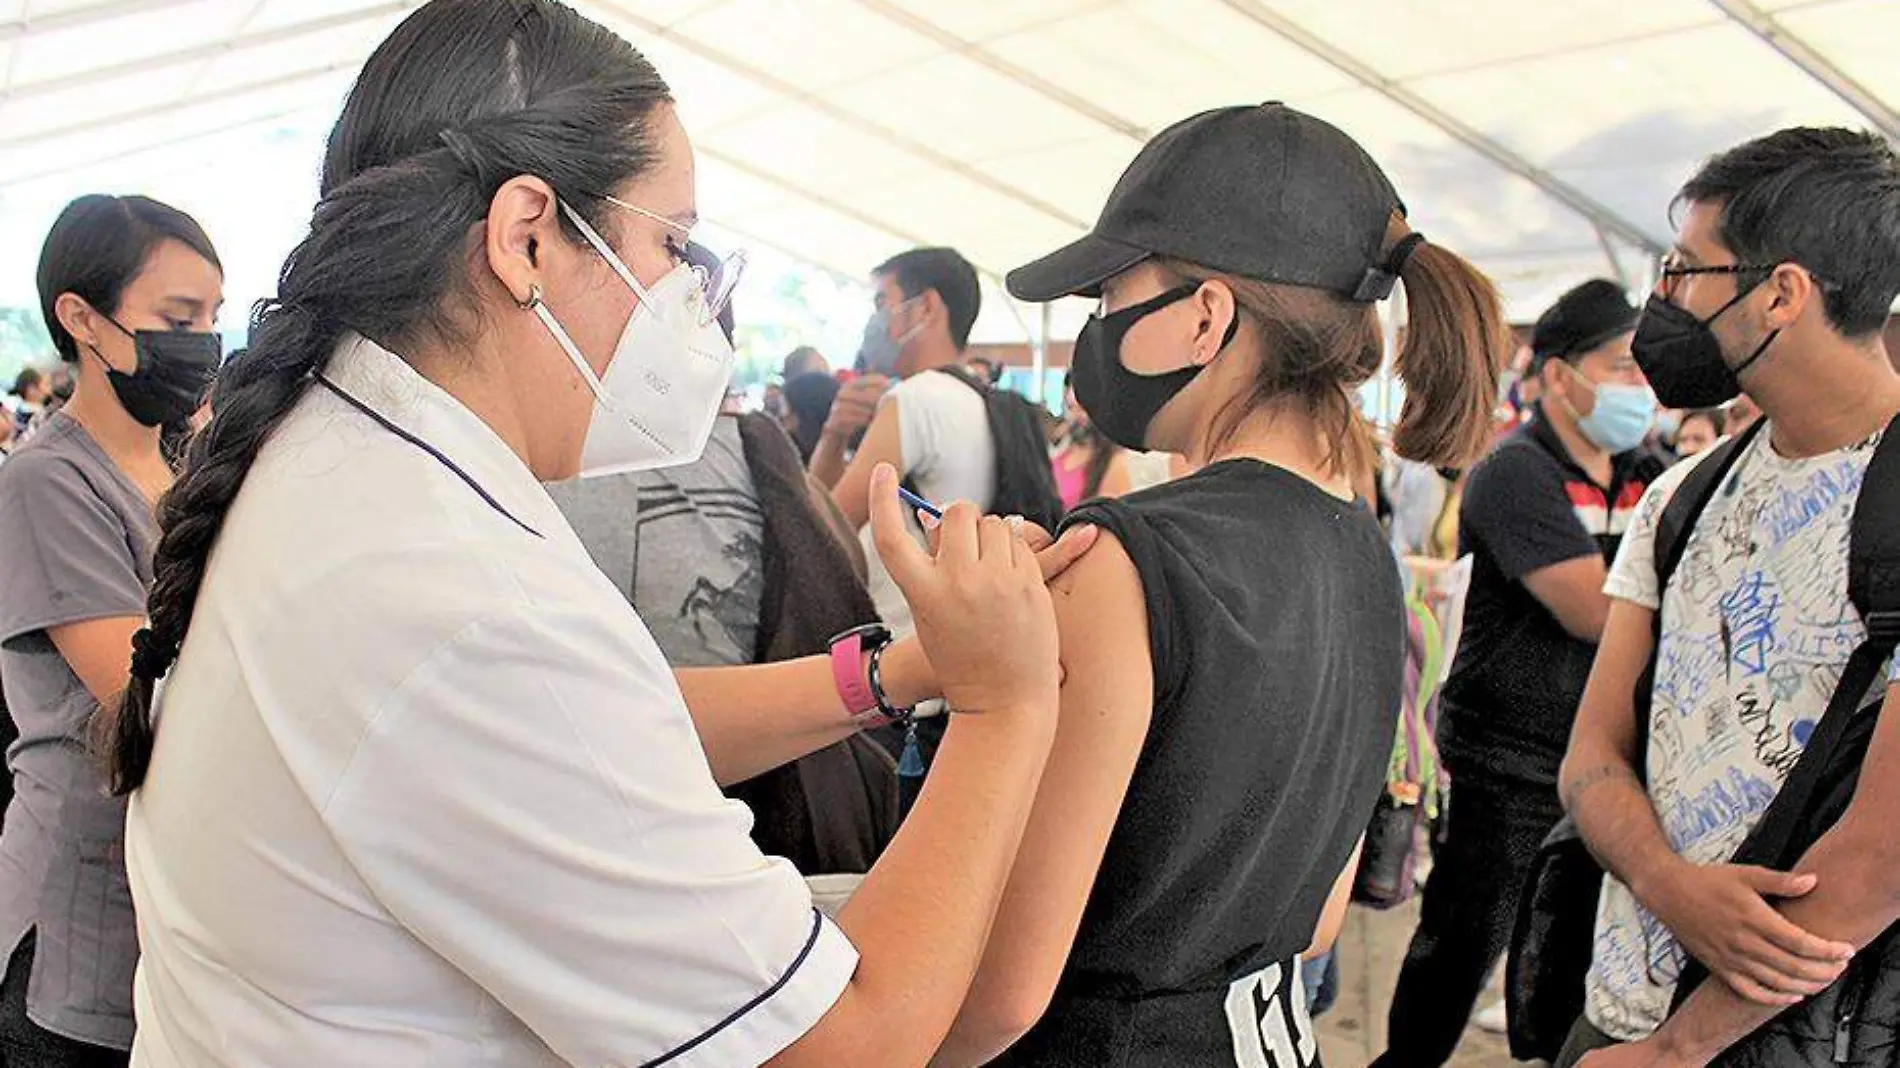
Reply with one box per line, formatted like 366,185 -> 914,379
1,0 -> 1896,337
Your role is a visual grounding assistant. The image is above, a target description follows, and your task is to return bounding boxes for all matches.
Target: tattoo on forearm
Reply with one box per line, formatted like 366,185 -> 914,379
1561,764 -> 1639,812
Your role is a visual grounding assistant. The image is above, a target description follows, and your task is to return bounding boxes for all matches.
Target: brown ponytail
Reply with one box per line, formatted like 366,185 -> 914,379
1386,218 -> 1512,469
1157,216 -> 1508,482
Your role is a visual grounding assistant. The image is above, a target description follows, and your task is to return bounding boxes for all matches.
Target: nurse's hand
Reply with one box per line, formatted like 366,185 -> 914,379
871,464 -> 1059,717
1024,520 -> 1098,585
917,513 -> 1099,585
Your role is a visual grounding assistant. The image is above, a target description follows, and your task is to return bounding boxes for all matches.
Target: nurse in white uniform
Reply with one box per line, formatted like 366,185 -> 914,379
104,2 -> 1080,1066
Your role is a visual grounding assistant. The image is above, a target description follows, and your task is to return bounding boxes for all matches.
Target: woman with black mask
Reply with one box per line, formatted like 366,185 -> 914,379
930,104 -> 1513,1067
0,194 -> 221,1067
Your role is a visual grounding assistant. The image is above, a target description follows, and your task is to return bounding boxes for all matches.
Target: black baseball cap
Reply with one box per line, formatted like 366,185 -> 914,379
1008,103 -> 1409,303
1531,279 -> 1639,366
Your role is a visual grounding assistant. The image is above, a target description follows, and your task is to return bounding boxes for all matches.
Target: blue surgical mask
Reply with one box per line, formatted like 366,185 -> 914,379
1654,409 -> 1683,440
1571,375 -> 1657,454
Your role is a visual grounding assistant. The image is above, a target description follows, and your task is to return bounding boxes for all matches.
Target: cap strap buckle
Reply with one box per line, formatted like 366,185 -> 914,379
1351,232 -> 1428,303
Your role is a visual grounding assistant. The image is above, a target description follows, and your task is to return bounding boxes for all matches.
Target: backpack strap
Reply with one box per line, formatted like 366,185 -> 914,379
935,362 -> 991,396
1733,413 -> 1900,865
1653,420 -> 1768,594
1635,420 -> 1768,766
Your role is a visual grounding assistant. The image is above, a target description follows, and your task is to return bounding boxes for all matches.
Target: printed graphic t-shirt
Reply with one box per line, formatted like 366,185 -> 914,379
1587,426 -> 1900,1040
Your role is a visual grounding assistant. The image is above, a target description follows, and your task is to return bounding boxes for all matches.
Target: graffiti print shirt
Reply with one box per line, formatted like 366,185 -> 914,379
1586,424 -> 1899,1040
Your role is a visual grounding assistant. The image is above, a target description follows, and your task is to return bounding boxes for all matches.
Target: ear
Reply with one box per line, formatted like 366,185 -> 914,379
1537,356 -> 1569,399
1760,262 -> 1817,331
1190,280 -> 1238,367
482,176 -> 564,306
917,288 -> 945,328
53,293 -> 103,354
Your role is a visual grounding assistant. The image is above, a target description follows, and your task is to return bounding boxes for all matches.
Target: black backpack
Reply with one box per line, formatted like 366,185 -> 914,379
1507,416 -> 1900,1063
922,365 -> 1064,532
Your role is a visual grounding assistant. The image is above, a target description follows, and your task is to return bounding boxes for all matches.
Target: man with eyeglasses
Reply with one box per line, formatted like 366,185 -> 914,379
1559,128 -> 1900,1066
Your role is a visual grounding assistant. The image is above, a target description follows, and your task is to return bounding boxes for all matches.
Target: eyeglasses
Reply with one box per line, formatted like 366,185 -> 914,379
602,195 -> 746,328
1654,253 -> 1778,301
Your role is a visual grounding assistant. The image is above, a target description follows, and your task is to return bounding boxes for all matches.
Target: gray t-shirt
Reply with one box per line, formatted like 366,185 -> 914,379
0,412 -> 155,1049
546,418 -> 764,667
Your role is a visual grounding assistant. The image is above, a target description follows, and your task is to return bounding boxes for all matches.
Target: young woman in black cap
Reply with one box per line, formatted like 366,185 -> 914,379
929,103 -> 1513,1067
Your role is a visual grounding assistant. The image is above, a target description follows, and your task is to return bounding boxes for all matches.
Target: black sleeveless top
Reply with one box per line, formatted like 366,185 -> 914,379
998,459 -> 1403,1067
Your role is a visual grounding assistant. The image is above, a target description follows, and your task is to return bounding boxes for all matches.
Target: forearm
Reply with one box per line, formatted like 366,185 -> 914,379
1563,756 -> 1687,910
798,713 -> 1056,1067
1652,820 -> 1900,1064
677,638 -> 932,786
809,433 -> 849,489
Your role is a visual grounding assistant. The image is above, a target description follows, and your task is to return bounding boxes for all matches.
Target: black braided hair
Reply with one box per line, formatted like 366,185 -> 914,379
106,0 -> 673,793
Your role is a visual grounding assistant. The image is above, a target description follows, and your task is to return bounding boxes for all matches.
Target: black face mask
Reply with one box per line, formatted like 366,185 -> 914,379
1072,284 -> 1238,451
1630,286 -> 1777,410
94,318 -> 221,428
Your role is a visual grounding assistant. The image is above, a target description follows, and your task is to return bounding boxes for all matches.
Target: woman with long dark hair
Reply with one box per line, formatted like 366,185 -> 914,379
782,369 -> 841,464
108,3 -> 1083,1065
0,194 -> 221,1067
930,104 -> 1512,1067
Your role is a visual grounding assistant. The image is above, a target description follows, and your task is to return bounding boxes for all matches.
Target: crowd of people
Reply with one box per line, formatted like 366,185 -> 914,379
0,3 -> 1897,1067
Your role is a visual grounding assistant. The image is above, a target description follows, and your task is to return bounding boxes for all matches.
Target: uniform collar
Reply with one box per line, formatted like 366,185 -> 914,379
320,333 -> 562,540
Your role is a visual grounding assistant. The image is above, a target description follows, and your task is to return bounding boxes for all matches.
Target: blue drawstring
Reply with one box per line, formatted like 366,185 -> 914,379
897,722 -> 925,778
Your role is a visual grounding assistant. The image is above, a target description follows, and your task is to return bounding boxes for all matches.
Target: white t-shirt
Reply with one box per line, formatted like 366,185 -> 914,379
862,368 -> 995,637
1587,426 -> 1899,1040
123,336 -> 855,1068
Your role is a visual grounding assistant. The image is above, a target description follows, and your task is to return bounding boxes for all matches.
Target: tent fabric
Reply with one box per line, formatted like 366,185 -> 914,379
1,0 -> 1895,330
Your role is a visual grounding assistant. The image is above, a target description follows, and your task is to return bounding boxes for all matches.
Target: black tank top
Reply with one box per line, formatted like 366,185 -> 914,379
999,459 -> 1403,1067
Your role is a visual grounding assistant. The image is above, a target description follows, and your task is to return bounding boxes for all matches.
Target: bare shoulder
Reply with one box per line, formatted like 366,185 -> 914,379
1050,528 -> 1149,655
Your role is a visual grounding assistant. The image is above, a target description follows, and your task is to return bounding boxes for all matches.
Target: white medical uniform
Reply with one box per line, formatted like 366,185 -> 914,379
123,335 -> 856,1067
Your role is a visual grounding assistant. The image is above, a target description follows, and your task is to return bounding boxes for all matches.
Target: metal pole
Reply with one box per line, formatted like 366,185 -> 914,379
1033,303 -> 1052,406
1380,280 -> 1408,430
1595,225 -> 1632,291
1708,0 -> 1900,142
1216,0 -> 1666,256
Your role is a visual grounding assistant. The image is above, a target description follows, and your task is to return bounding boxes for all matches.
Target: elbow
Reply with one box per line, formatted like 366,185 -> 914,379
1558,740 -> 1611,819
1556,747 -> 1586,813
1304,927 -> 1342,960
1558,609 -> 1607,645
1556,754 -> 1602,820
958,978 -> 1055,1061
1547,591 -> 1611,644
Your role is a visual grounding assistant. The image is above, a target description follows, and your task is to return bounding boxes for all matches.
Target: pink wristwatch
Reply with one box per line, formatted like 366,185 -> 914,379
829,624 -> 907,729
